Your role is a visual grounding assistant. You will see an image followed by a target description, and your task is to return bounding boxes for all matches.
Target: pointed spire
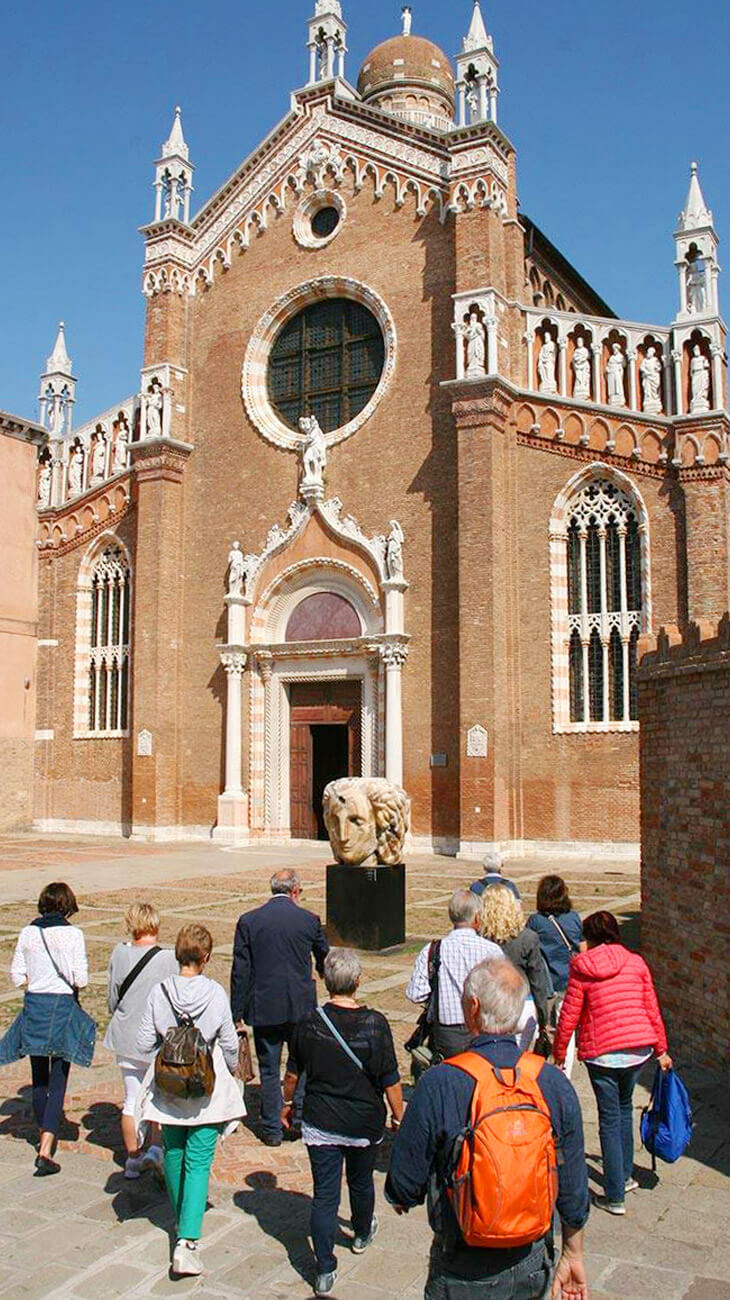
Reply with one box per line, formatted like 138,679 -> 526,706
162,106 -> 189,161
464,0 -> 489,51
680,161 -> 713,230
46,321 -> 72,375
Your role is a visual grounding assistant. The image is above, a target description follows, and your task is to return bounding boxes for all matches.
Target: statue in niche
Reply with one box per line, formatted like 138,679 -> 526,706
146,383 -> 163,439
323,777 -> 411,866
686,257 -> 706,314
68,445 -> 84,497
113,419 -> 129,473
299,414 -> 327,490
690,344 -> 711,412
385,520 -> 405,580
90,432 -> 106,482
606,342 -> 626,406
46,400 -> 62,435
37,462 -> 51,508
572,335 -> 591,400
227,541 -> 247,597
537,331 -> 557,393
463,311 -> 486,378
640,346 -> 663,414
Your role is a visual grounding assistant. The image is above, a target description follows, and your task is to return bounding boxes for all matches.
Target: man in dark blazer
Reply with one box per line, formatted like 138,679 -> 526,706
231,868 -> 329,1145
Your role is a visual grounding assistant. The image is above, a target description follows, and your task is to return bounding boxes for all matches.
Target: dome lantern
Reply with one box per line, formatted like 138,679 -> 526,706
357,18 -> 454,133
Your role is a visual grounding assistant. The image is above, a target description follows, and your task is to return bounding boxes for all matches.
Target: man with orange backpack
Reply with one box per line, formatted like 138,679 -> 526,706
385,957 -> 589,1299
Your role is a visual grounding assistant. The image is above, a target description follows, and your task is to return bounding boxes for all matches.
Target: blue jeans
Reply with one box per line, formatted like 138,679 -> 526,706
253,1023 -> 304,1140
425,1240 -> 551,1299
586,1062 -> 643,1203
307,1143 -> 377,1274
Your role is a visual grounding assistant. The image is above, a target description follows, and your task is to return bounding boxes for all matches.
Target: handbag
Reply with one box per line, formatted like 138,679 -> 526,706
154,984 -> 216,1100
315,1005 -> 383,1104
404,940 -> 441,1066
235,1028 -> 256,1084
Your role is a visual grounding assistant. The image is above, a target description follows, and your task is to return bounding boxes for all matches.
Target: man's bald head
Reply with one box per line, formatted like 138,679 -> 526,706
462,957 -> 528,1036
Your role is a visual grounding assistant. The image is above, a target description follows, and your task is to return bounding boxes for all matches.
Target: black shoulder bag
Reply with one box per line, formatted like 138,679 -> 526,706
405,940 -> 441,1065
112,946 -> 161,1013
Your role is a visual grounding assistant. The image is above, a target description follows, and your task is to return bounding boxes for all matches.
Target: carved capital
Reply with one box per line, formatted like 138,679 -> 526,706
381,642 -> 409,669
220,649 -> 247,678
255,651 -> 274,684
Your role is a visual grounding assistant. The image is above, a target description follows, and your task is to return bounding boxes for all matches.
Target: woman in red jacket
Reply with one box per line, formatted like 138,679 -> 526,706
553,910 -> 672,1215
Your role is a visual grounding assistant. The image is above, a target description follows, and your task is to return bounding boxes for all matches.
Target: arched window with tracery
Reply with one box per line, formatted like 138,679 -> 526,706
551,473 -> 649,731
75,543 -> 131,736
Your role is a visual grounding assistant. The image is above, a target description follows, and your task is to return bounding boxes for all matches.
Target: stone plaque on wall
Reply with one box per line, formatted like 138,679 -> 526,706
137,728 -> 153,757
466,724 -> 488,758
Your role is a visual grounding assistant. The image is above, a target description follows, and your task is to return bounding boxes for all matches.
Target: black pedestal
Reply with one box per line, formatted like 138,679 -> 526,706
326,863 -> 406,952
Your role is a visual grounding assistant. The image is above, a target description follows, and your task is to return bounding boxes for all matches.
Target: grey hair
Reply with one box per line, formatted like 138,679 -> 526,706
270,869 -> 301,896
324,948 -> 362,996
482,849 -> 504,873
448,888 -> 482,926
462,957 -> 528,1034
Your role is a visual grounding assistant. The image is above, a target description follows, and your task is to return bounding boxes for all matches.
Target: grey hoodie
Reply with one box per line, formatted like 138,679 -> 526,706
136,974 -> 239,1073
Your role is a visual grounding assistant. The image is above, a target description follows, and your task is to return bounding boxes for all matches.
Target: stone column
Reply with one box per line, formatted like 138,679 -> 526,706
711,344 -> 724,411
627,349 -> 638,411
215,649 -> 248,834
591,344 -> 603,405
382,643 -> 408,788
672,349 -> 684,416
485,316 -> 498,376
257,652 -> 274,830
558,338 -> 568,397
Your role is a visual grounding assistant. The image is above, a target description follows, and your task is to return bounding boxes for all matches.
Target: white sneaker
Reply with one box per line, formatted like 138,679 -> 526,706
142,1145 -> 164,1173
172,1240 -> 203,1277
624,1177 -> 640,1193
124,1155 -> 145,1180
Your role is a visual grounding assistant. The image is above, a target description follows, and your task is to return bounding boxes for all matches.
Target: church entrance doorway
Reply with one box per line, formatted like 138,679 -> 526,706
289,681 -> 362,839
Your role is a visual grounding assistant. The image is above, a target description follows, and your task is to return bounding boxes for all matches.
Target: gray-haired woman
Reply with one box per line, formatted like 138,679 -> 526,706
282,948 -> 405,1298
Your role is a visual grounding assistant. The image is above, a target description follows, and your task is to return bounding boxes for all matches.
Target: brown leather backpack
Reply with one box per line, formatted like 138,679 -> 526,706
154,984 -> 215,1100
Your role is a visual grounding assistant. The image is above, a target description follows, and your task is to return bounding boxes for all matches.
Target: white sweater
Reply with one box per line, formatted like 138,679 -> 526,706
11,924 -> 88,995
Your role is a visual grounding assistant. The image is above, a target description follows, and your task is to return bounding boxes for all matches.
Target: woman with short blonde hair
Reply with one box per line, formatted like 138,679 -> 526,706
104,900 -> 178,1179
480,885 -> 550,1051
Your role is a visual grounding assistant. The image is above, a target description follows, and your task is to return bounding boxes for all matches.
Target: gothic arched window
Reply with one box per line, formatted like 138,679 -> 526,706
552,474 -> 649,731
83,545 -> 131,734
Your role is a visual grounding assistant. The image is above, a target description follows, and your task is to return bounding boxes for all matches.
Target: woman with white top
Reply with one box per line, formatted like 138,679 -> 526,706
104,901 -> 178,1179
135,923 -> 245,1278
0,882 -> 95,1176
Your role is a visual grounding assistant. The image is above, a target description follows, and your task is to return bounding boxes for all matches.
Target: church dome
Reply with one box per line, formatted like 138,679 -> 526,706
357,34 -> 455,132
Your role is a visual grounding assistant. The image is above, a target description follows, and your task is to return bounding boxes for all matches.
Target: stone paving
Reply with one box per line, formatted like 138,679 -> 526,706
0,834 -> 727,1299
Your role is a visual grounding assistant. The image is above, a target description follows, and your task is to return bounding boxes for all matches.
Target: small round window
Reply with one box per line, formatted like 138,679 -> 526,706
267,298 -> 386,434
311,206 -> 340,239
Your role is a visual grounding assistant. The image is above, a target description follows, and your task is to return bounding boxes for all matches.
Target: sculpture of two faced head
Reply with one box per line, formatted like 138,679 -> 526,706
322,777 -> 411,867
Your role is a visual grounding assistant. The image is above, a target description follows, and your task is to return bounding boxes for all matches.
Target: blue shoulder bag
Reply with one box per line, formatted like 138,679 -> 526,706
640,1065 -> 693,1171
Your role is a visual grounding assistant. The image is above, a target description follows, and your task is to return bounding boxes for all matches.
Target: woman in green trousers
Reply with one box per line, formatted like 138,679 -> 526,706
136,923 -> 245,1277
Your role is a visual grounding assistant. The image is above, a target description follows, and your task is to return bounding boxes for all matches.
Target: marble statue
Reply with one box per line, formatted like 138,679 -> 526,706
402,5 -> 412,36
68,445 -> 84,497
686,259 -> 706,315
299,414 -> 327,490
91,433 -> 106,482
690,344 -> 711,412
323,777 -> 411,867
47,400 -> 62,435
606,343 -> 626,406
385,520 -> 405,580
640,347 -> 663,414
537,332 -> 557,393
37,462 -> 51,508
464,311 -> 486,378
113,419 -> 129,473
146,383 -> 163,439
227,541 -> 246,597
572,335 -> 591,400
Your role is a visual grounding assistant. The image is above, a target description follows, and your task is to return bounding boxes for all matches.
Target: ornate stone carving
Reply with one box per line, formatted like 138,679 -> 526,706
113,419 -> 130,473
145,380 -> 164,439
538,332 -> 558,394
297,139 -> 344,188
690,344 -> 711,412
606,343 -> 626,406
640,347 -> 663,414
68,445 -> 85,497
90,431 -> 106,483
137,728 -> 153,757
37,461 -> 52,508
572,336 -> 591,400
463,312 -> 487,378
220,650 -> 248,677
380,642 -> 409,669
323,776 -> 411,866
466,724 -> 488,757
384,520 -> 405,580
227,541 -> 247,597
299,415 -> 327,499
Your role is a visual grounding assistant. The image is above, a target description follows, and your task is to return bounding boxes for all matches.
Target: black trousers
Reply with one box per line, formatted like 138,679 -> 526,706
433,1023 -> 474,1060
30,1056 -> 70,1136
253,1023 -> 304,1139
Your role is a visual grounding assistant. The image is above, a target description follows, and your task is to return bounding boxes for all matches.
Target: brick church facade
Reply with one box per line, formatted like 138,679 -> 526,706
18,2 -> 729,852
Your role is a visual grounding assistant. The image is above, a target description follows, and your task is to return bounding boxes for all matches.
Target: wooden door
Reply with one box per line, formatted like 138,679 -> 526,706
290,719 -> 315,839
289,681 -> 362,838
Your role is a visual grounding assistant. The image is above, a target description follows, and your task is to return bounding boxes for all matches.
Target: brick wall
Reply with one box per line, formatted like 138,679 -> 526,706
639,619 -> 730,1073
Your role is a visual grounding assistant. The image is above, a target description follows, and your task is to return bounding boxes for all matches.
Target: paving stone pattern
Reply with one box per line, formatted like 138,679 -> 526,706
0,835 -> 727,1299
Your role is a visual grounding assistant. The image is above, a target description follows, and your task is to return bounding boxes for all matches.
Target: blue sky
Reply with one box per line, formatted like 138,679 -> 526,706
2,0 -> 728,425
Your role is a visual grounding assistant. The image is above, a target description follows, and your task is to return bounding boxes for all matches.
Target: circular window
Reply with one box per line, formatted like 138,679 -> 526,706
311,206 -> 340,239
267,298 -> 386,434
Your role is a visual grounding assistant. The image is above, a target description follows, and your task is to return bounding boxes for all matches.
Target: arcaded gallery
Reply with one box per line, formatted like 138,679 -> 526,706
13,1 -> 729,853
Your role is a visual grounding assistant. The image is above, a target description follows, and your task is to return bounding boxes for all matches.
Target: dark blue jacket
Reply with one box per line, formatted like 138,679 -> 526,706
230,895 -> 329,1026
469,872 -> 521,900
527,911 -> 583,993
385,1036 -> 589,1273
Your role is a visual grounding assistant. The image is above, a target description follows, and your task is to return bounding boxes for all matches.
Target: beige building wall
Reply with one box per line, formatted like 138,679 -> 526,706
0,417 -> 40,829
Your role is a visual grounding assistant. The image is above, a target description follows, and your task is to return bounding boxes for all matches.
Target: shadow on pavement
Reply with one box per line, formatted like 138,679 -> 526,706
234,1170 -> 319,1283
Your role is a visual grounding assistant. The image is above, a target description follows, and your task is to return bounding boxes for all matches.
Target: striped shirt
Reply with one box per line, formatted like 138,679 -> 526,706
406,929 -> 502,1026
